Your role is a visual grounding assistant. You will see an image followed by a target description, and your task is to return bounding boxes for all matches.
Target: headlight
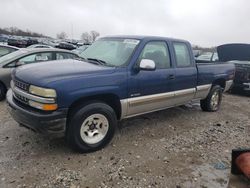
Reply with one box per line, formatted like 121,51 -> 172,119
29,85 -> 57,98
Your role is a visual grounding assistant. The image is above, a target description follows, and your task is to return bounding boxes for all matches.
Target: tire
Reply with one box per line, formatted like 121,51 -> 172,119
200,85 -> 222,112
66,102 -> 117,153
0,83 -> 7,101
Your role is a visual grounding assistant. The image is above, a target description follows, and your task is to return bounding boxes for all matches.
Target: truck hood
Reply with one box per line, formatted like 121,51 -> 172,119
217,44 -> 250,62
14,59 -> 116,86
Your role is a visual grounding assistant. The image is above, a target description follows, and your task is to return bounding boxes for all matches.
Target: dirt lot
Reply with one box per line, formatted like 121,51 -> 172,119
0,93 -> 249,188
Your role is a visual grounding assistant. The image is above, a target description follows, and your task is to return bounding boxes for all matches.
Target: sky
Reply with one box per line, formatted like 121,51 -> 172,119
0,0 -> 249,47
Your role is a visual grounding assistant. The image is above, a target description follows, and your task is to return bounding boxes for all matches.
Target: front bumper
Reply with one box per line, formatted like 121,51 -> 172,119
224,80 -> 234,92
243,83 -> 250,91
233,81 -> 250,91
6,89 -> 68,135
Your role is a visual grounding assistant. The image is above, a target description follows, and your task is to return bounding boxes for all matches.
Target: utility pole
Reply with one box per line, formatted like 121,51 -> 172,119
71,23 -> 74,40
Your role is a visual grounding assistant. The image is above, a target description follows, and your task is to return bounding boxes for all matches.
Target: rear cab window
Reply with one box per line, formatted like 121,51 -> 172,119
56,52 -> 77,60
173,42 -> 192,67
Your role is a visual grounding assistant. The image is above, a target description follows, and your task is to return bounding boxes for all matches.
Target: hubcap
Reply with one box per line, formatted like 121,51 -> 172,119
80,114 -> 109,144
211,91 -> 219,110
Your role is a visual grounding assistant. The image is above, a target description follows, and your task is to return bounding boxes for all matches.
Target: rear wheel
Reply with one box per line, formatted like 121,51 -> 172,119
66,102 -> 117,153
200,85 -> 222,112
0,83 -> 7,101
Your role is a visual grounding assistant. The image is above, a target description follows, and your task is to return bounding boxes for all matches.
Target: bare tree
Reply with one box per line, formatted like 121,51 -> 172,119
81,32 -> 92,43
56,32 -> 67,40
90,30 -> 100,42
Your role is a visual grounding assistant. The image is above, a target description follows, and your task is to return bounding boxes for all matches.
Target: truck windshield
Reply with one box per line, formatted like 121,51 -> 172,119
79,38 -> 140,67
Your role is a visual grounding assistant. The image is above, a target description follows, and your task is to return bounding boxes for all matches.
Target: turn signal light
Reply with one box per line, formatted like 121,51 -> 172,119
42,104 -> 58,111
29,100 -> 58,111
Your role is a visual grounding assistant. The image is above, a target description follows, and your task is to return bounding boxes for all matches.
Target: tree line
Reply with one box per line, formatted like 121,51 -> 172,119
0,27 -> 47,37
57,30 -> 100,43
0,26 -> 100,43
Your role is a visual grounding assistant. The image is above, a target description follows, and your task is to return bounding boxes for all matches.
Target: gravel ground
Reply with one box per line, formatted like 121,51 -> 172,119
0,93 -> 249,188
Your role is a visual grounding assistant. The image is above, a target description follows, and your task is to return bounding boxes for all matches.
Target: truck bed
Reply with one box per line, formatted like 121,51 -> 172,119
196,61 -> 235,87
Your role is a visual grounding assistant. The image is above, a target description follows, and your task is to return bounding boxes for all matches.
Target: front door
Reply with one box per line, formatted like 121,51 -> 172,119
127,41 -> 176,116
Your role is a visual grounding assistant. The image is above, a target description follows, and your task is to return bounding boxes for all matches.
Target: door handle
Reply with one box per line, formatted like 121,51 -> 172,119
168,74 -> 175,80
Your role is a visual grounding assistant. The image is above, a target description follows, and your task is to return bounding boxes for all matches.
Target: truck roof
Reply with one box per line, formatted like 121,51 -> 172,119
101,35 -> 189,43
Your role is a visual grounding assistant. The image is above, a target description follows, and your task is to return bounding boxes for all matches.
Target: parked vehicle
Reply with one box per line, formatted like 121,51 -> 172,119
0,45 -> 19,57
217,44 -> 250,94
0,48 -> 79,100
27,44 -> 54,49
72,44 -> 90,55
193,49 -> 202,57
196,52 -> 218,63
8,37 -> 27,48
0,34 -> 9,43
26,38 -> 38,47
7,36 -> 235,152
56,42 -> 77,50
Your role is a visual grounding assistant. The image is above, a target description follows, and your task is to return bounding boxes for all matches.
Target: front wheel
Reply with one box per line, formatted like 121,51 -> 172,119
200,85 -> 222,112
66,102 -> 117,153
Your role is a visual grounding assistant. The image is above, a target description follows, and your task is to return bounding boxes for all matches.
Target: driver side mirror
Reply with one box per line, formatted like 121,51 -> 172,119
139,59 -> 156,71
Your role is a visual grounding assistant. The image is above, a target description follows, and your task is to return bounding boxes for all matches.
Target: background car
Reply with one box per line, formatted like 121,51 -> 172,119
8,37 -> 27,48
27,44 -> 54,49
0,45 -> 19,57
193,49 -> 202,57
195,52 -> 218,63
217,43 -> 250,95
56,42 -> 77,50
0,48 -> 79,100
26,38 -> 38,47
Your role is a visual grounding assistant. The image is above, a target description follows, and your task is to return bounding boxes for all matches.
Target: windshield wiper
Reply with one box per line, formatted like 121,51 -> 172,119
87,58 -> 108,66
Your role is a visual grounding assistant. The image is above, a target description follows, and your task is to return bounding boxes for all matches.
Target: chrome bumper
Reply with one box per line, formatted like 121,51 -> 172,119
224,80 -> 233,92
243,83 -> 250,91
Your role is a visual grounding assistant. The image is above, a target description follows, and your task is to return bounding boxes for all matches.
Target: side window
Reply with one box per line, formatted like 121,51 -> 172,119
173,43 -> 192,67
139,41 -> 171,69
18,52 -> 53,64
56,52 -> 77,60
0,47 -> 16,57
18,54 -> 36,64
212,52 -> 218,61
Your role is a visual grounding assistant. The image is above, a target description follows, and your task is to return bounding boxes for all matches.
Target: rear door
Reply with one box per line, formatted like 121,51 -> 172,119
171,42 -> 197,105
127,41 -> 176,116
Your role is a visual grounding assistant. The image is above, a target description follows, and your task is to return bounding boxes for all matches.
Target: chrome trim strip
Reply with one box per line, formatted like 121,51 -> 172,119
120,99 -> 128,119
13,87 -> 55,104
194,84 -> 212,99
175,88 -> 196,96
197,84 -> 212,91
124,104 -> 177,119
128,91 -> 175,107
120,84 -> 213,119
224,80 -> 233,92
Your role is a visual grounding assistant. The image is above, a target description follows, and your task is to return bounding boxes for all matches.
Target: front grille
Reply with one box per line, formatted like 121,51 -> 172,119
235,71 -> 246,82
14,79 -> 29,91
14,92 -> 29,104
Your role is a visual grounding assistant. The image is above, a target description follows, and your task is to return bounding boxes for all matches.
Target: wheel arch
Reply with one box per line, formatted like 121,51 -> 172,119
67,93 -> 122,120
212,78 -> 226,91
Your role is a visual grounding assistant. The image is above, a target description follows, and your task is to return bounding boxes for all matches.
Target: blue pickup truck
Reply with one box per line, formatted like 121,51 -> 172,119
7,36 -> 235,152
